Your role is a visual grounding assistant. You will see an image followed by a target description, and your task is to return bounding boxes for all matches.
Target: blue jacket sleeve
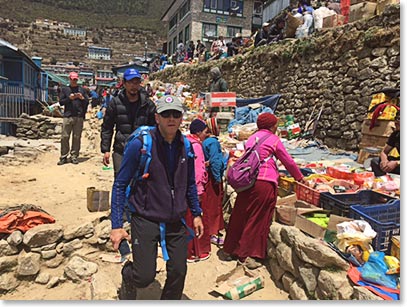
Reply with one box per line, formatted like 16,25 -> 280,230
204,138 -> 225,183
111,139 -> 142,229
186,149 -> 203,217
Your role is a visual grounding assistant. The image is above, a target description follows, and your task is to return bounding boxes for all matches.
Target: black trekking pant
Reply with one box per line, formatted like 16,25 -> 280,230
122,215 -> 188,300
371,157 -> 400,177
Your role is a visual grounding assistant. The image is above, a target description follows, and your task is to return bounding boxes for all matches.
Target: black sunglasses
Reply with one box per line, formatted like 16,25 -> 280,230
160,110 -> 183,119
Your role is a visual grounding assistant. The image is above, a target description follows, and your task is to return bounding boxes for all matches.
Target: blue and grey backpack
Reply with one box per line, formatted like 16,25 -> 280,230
123,125 -> 196,260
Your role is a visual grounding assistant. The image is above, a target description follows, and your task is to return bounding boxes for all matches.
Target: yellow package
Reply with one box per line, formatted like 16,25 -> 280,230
367,93 -> 399,120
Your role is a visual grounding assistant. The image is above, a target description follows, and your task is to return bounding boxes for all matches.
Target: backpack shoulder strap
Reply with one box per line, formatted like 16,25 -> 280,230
183,135 -> 194,159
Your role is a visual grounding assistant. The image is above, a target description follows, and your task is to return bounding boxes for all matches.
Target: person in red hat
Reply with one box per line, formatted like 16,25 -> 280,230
57,71 -> 89,165
223,112 -> 304,269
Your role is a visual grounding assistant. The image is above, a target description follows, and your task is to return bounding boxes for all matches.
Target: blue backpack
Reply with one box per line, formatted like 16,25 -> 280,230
123,125 -> 195,261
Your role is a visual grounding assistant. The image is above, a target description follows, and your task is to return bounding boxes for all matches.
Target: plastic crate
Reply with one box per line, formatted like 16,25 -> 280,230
278,176 -> 297,194
296,182 -> 322,207
320,190 -> 396,217
350,200 -> 400,252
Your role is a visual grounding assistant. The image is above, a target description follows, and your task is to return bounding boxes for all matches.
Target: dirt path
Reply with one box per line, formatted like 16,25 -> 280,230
0,122 -> 289,301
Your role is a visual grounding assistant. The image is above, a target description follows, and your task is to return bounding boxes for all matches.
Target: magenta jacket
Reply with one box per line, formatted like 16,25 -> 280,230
245,129 -> 303,184
187,134 -> 208,196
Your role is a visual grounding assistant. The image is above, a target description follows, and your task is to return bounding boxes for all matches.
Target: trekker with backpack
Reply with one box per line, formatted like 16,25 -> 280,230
101,68 -> 156,178
110,95 -> 204,300
185,119 -> 211,262
223,112 -> 304,270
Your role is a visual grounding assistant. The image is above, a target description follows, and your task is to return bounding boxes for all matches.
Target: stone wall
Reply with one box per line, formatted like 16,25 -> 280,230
267,223 -> 381,300
15,114 -> 62,140
151,5 -> 400,151
0,215 -> 381,299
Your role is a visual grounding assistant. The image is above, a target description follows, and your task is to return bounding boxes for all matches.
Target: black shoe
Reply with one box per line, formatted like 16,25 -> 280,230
71,157 -> 79,164
57,158 -> 67,165
118,262 -> 137,300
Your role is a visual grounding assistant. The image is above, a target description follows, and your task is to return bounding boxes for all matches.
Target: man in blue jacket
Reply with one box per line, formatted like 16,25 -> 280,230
110,95 -> 204,300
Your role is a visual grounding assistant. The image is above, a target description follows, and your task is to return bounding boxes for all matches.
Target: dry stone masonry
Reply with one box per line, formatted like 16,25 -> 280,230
151,4 -> 400,151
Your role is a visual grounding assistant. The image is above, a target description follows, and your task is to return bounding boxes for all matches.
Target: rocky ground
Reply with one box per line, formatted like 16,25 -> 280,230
0,118 -> 289,301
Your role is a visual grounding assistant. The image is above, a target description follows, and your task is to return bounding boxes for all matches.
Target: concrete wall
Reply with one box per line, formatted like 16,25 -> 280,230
151,4 -> 400,151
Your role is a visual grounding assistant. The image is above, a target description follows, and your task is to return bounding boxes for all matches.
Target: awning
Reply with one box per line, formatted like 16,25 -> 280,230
47,72 -> 69,86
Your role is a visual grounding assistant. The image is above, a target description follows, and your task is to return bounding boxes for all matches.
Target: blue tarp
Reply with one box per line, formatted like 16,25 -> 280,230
236,94 -> 281,110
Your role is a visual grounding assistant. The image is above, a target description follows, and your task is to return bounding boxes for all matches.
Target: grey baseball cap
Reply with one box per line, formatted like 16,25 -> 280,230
156,95 -> 184,114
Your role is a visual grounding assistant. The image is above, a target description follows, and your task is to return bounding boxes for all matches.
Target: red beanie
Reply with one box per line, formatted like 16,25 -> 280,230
257,113 -> 278,130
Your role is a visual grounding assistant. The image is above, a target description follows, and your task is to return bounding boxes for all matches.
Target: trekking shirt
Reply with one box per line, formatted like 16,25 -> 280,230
110,128 -> 202,229
187,134 -> 208,196
101,89 -> 156,155
59,85 -> 89,118
246,129 -> 303,185
202,136 -> 225,183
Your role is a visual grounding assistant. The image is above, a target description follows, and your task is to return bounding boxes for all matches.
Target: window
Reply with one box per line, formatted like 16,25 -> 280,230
178,31 -> 183,44
172,37 -> 177,53
168,42 -> 172,55
179,0 -> 190,20
227,26 -> 242,38
202,23 -> 217,42
184,25 -> 190,43
169,14 -> 177,30
203,0 -> 243,16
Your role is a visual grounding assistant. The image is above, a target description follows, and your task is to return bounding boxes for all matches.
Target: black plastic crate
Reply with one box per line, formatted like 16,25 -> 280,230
350,200 -> 400,252
320,190 -> 396,217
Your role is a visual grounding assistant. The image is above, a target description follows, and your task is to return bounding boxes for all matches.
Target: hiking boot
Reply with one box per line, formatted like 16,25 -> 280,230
71,157 -> 79,164
118,262 -> 137,300
57,158 -> 68,165
238,257 -> 263,270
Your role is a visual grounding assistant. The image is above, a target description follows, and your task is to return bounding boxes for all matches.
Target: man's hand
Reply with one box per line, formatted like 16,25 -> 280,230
380,159 -> 389,170
382,160 -> 399,173
110,228 -> 130,251
193,216 -> 204,239
103,152 -> 110,166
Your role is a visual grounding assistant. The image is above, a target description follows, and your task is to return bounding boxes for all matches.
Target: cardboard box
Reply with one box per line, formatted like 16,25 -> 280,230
213,265 -> 265,300
276,193 -> 297,207
349,2 -> 377,23
357,147 -> 381,164
376,0 -> 399,15
276,200 -> 319,226
361,119 -> 396,137
390,235 -> 400,260
294,210 -> 352,239
360,133 -> 388,148
205,92 -> 236,107
351,0 -> 366,5
322,14 -> 346,28
87,187 -> 110,212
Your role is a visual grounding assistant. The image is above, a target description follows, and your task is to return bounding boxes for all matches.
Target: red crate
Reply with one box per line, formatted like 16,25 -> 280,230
296,182 -> 322,207
326,166 -> 354,180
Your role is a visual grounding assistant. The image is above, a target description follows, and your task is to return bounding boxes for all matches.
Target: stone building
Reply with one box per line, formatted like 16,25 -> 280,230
161,0 -> 258,54
88,46 -> 112,60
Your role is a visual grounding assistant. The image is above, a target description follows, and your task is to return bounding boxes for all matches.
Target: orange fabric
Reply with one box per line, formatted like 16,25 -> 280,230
0,210 -> 55,233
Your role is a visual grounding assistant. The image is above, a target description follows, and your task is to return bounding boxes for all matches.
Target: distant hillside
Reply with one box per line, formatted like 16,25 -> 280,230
0,0 -> 169,33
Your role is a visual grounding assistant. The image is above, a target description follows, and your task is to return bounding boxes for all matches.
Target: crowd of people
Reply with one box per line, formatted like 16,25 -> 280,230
151,0 -> 340,71
54,63 -> 400,300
